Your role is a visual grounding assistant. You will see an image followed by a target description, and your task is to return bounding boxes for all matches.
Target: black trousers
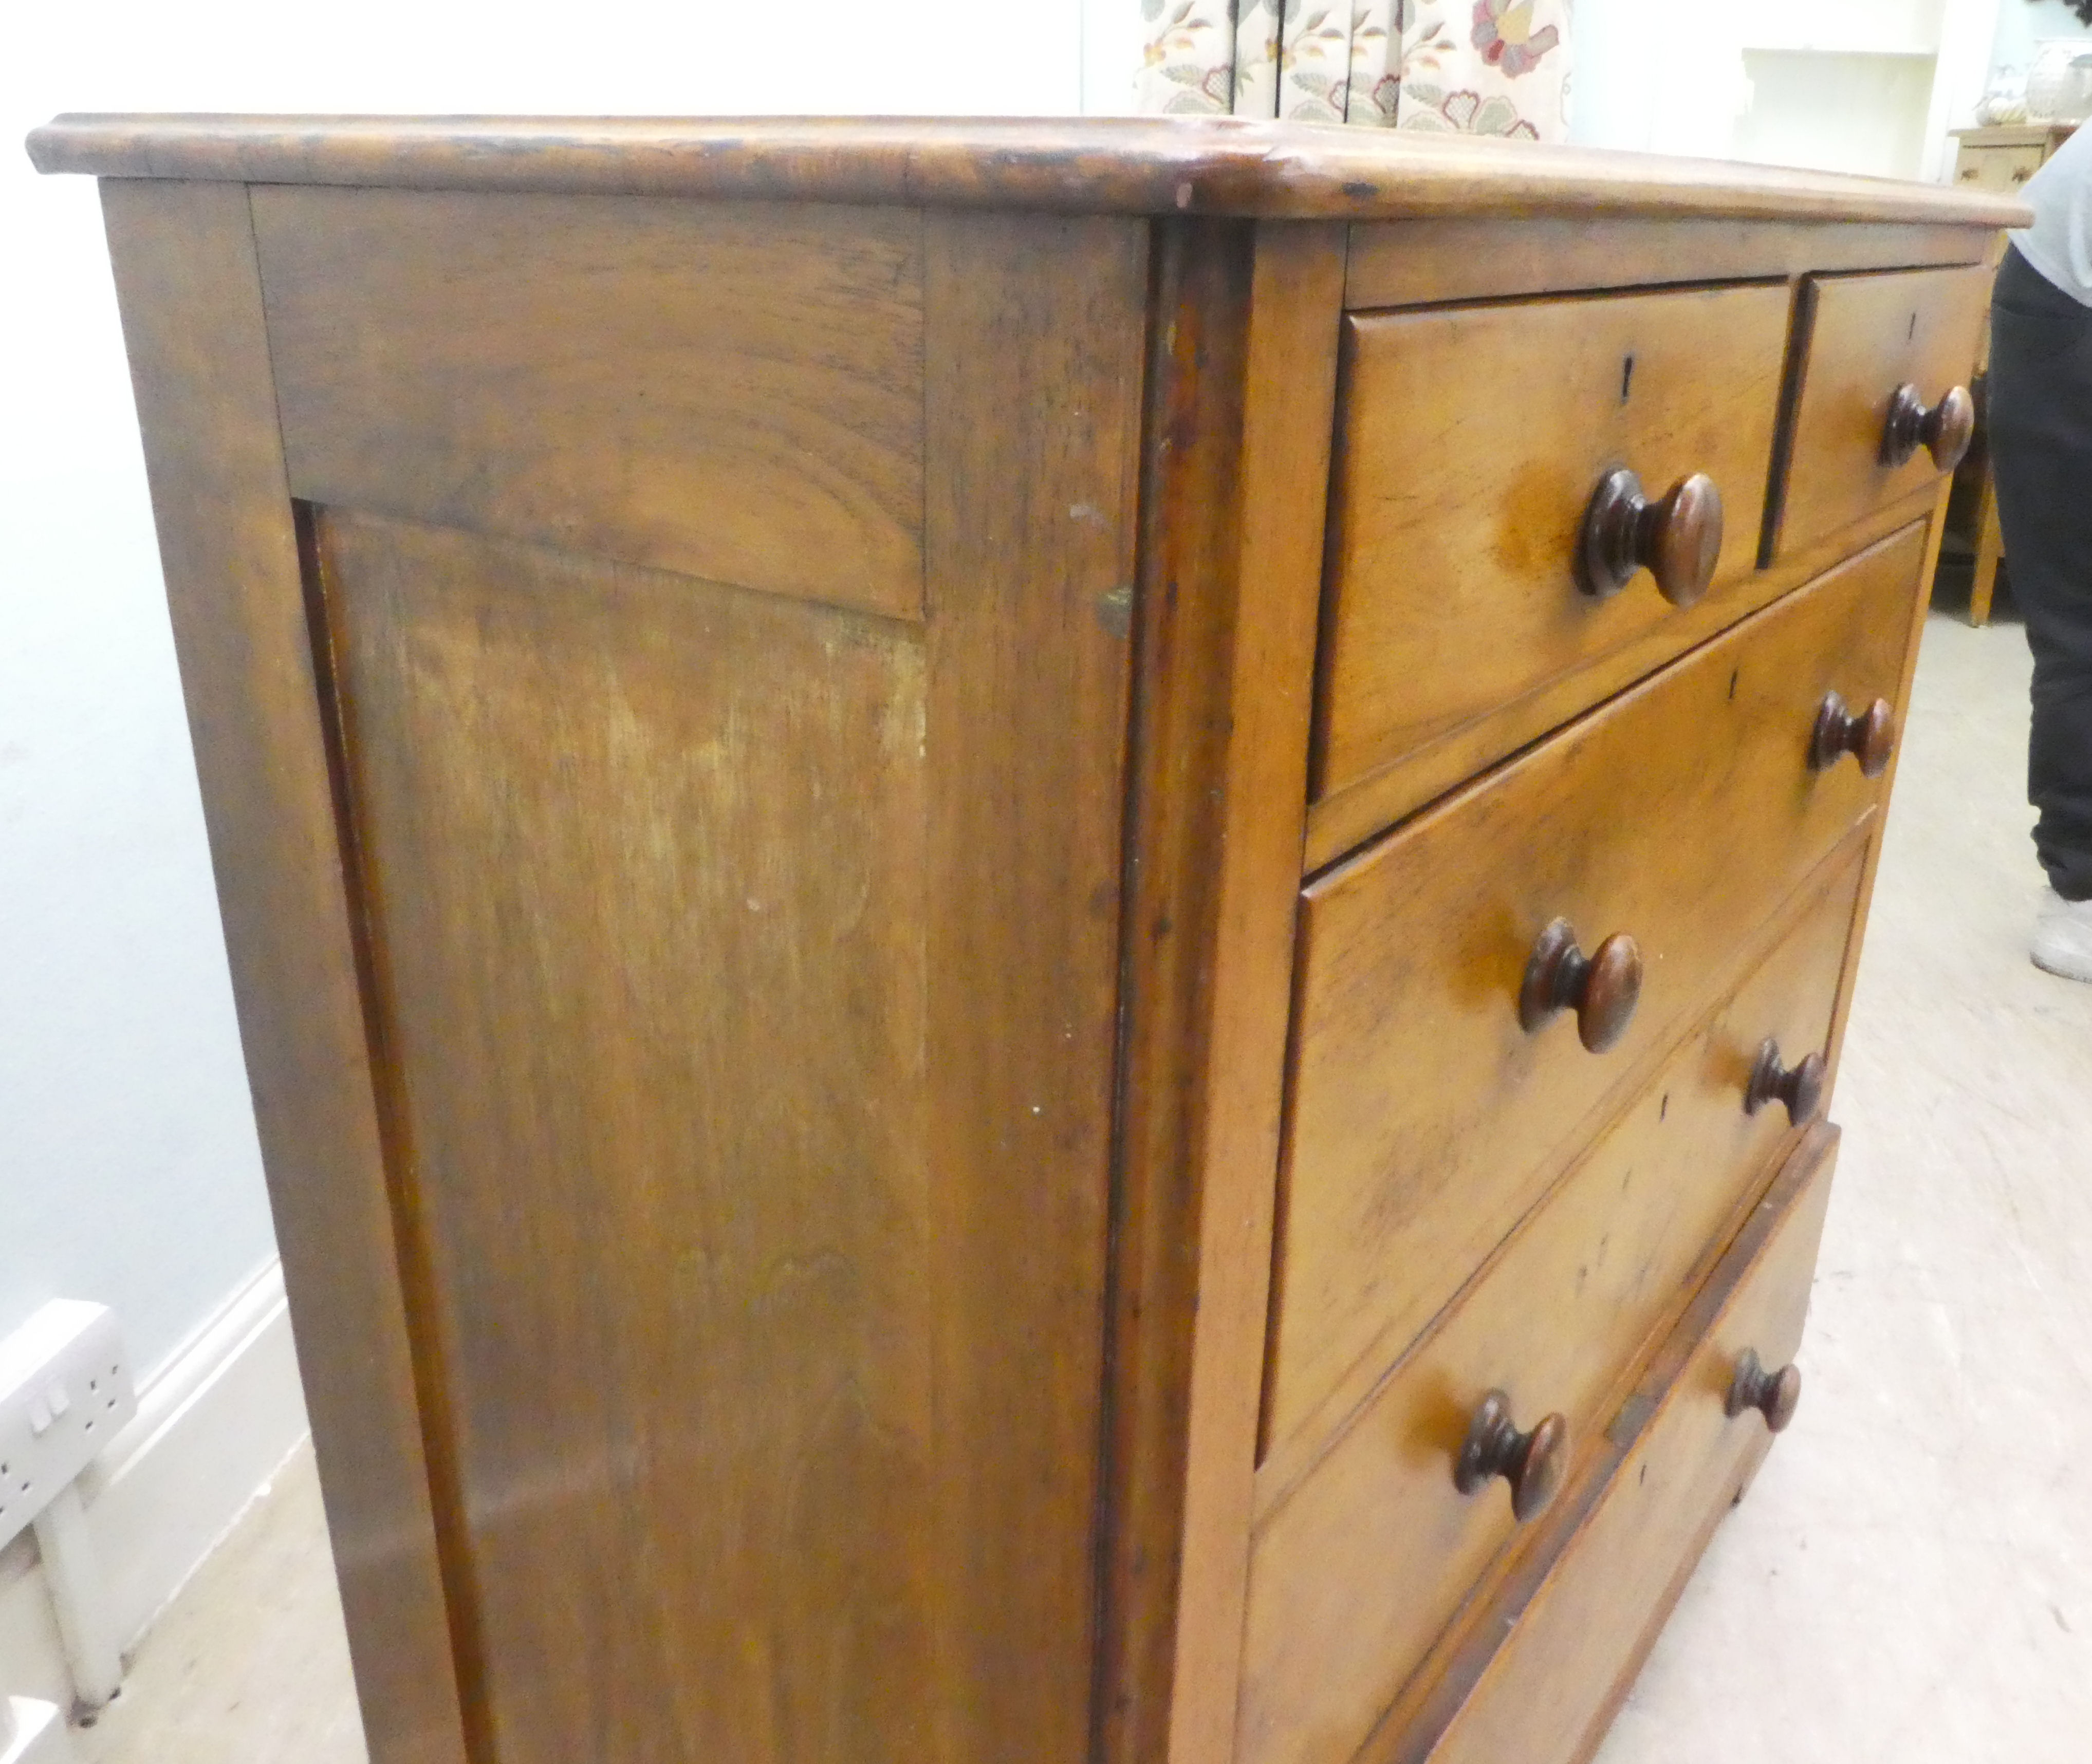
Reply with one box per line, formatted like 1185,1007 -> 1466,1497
1988,244 -> 2092,901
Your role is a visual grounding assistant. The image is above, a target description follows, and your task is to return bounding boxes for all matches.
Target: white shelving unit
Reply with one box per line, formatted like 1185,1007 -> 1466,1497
1571,0 -> 2002,181
1731,0 -> 2004,180
1735,48 -> 1941,177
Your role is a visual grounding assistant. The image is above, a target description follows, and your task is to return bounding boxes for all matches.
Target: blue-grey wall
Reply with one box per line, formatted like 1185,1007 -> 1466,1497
1993,0 -> 2092,75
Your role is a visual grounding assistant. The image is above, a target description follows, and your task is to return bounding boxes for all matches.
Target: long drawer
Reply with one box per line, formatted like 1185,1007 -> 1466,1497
1264,522 -> 1922,1466
1374,1122 -> 1841,1764
1237,840 -> 1864,1764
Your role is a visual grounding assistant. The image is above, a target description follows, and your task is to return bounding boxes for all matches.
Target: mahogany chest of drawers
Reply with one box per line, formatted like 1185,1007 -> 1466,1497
30,115 -> 2019,1764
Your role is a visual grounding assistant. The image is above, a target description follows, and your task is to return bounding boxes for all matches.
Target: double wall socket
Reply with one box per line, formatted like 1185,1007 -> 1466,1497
0,1302 -> 136,1550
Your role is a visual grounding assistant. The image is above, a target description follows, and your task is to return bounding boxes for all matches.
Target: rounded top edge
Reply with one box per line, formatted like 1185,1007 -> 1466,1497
25,113 -> 2033,229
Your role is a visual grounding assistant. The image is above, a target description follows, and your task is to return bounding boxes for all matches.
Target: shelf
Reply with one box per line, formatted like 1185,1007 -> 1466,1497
1741,42 -> 1939,58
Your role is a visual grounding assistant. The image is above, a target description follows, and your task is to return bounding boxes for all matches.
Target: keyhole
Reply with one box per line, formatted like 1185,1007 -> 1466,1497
1620,354 -> 1636,402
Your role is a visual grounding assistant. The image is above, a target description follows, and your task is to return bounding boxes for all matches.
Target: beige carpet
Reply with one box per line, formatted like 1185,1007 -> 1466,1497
72,1442 -> 362,1764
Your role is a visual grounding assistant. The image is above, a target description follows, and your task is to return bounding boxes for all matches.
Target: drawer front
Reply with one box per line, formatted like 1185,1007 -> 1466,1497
1774,264 -> 1990,560
1316,282 -> 1791,814
1403,1124 -> 1839,1764
1955,145 -> 2045,193
1238,842 -> 1863,1764
1266,522 -> 1923,1465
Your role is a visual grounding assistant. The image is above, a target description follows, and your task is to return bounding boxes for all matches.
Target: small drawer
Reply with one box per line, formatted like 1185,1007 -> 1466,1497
1773,264 -> 1991,560
1383,1123 -> 1839,1764
1265,522 -> 1922,1469
1956,145 -> 2046,193
1315,282 -> 1791,826
1237,844 -> 1863,1764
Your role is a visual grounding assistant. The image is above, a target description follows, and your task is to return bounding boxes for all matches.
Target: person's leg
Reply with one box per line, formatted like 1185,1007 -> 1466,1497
1986,247 -> 2092,916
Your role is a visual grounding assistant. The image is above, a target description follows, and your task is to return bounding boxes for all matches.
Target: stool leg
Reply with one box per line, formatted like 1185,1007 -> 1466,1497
1971,474 -> 2004,626
30,1483 -> 122,1714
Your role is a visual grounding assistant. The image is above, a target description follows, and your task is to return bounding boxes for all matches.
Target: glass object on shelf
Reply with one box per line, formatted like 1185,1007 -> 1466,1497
2027,38 -> 2092,122
1977,64 -> 2029,126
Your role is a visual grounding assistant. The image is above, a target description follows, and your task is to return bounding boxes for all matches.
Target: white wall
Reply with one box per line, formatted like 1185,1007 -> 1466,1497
1992,0 -> 2092,78
1983,0 -> 2092,93
2,1 -> 1121,1388
1570,0 -> 1756,156
1735,49 -> 1940,176
1,84 -> 275,1381
1573,0 -> 2002,178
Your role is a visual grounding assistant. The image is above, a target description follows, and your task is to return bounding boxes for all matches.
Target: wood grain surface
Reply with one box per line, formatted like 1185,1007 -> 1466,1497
1302,479 -> 1945,870
292,209 -> 1147,1764
1343,216 -> 1992,309
1315,281 -> 1792,808
99,180 -> 472,1764
1771,263 -> 1992,559
1093,217 -> 1342,1764
1239,833 -> 1866,1764
1818,481 -> 1957,1097
313,509 -> 942,1761
252,187 -> 925,619
26,115 -> 2030,228
918,209 -> 1150,1763
1266,524 -> 1926,1471
73,148 -> 1998,1764
1383,1125 -> 1841,1764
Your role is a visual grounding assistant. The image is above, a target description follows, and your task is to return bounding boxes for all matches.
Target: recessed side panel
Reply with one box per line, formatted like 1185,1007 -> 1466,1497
313,509 -> 939,1762
300,206 -> 1150,1764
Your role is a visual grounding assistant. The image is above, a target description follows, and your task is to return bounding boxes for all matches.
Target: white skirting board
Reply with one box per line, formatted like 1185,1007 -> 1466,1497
2,1696 -> 76,1764
0,1261 -> 310,1709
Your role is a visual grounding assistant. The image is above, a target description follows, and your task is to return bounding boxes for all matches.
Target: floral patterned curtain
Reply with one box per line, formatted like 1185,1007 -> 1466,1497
1138,0 -> 1572,142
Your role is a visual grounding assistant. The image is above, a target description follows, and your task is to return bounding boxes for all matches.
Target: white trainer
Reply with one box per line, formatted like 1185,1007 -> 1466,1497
2031,887 -> 2092,983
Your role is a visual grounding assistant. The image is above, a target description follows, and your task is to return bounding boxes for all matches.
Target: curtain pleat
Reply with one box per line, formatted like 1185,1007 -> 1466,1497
1277,1 -> 1353,123
1233,0 -> 1284,119
1346,1 -> 1401,127
1139,0 -> 1571,141
1136,0 -> 1241,116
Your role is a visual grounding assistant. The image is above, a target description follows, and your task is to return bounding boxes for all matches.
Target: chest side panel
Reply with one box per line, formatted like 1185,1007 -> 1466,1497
272,196 -> 1149,1764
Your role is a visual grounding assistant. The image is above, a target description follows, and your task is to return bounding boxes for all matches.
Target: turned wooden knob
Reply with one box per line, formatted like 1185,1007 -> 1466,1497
1811,691 -> 1897,777
1745,1038 -> 1826,1125
1519,919 -> 1643,1053
1880,382 -> 1975,472
1454,1391 -> 1570,1522
1576,468 -> 1724,607
1725,1349 -> 1802,1433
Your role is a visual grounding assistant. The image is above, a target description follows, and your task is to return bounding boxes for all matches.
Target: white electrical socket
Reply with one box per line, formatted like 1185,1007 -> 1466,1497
0,1303 -> 137,1552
